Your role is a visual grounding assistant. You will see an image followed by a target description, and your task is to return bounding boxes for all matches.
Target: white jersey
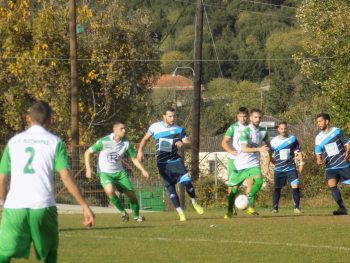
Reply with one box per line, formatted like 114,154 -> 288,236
0,125 -> 69,209
224,122 -> 247,160
89,134 -> 136,174
234,124 -> 268,170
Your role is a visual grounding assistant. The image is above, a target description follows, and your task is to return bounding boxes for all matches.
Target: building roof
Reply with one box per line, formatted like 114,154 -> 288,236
153,74 -> 204,91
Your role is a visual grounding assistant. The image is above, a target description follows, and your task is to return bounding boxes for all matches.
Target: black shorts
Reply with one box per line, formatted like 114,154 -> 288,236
157,159 -> 191,187
274,170 -> 299,188
326,166 -> 350,184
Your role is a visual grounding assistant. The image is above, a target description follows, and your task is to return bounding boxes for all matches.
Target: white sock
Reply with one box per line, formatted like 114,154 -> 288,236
176,207 -> 184,213
191,198 -> 196,204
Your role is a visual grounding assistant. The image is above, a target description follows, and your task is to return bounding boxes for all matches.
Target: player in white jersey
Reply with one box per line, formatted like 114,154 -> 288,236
221,107 -> 253,218
85,121 -> 149,222
315,113 -> 350,215
234,109 -> 270,215
0,101 -> 94,263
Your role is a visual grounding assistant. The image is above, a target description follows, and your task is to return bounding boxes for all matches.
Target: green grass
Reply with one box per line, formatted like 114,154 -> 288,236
12,208 -> 350,263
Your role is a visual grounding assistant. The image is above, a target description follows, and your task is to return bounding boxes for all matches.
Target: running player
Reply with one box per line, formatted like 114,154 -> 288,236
85,121 -> 149,222
221,107 -> 252,218
315,113 -> 350,215
0,101 -> 95,263
137,106 -> 204,221
235,108 -> 270,215
270,122 -> 304,213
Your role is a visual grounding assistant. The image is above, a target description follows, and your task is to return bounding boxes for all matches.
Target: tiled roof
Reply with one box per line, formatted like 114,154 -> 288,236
153,74 -> 204,91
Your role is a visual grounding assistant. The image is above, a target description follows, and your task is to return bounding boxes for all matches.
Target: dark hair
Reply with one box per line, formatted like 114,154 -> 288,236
316,113 -> 330,121
28,101 -> 52,125
237,107 -> 249,115
113,120 -> 125,127
250,108 -> 262,115
277,121 -> 288,128
163,106 -> 175,115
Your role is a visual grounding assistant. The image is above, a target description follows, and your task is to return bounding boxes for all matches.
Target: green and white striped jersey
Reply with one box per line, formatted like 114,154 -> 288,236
89,134 -> 136,174
235,124 -> 268,170
0,125 -> 69,209
224,122 -> 247,160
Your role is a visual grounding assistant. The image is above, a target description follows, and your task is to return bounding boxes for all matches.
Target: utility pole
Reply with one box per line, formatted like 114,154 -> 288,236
69,0 -> 79,173
69,0 -> 79,147
192,0 -> 203,181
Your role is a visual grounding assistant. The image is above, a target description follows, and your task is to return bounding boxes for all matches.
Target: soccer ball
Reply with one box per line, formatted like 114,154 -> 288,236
235,195 -> 249,210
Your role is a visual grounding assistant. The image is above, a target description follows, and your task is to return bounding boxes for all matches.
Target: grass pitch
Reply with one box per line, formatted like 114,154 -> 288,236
12,208 -> 350,263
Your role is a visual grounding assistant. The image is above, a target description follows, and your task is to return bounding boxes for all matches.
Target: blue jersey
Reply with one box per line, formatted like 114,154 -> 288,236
270,135 -> 301,172
315,127 -> 350,170
148,121 -> 188,163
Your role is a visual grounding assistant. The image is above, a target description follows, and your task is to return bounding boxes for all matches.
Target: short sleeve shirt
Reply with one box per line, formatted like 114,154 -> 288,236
89,134 -> 136,173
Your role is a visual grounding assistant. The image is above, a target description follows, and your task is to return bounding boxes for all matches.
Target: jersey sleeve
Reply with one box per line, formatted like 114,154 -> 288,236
180,127 -> 188,140
224,125 -> 234,138
240,128 -> 249,144
0,144 -> 11,176
54,141 -> 70,172
294,139 -> 301,152
89,139 -> 103,153
314,140 -> 322,155
126,141 -> 137,158
148,124 -> 156,136
339,129 -> 350,145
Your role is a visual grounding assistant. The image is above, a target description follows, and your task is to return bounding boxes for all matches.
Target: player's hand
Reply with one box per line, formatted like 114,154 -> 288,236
175,141 -> 183,149
137,152 -> 144,162
344,152 -> 350,162
142,170 -> 149,179
231,150 -> 238,156
259,145 -> 270,153
82,206 -> 95,229
298,165 -> 304,174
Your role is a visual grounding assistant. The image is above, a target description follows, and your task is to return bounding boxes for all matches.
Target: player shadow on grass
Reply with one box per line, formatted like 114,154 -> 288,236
59,225 -> 155,232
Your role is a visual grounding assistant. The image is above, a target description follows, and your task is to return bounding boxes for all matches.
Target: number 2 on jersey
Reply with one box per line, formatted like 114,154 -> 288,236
24,147 -> 35,174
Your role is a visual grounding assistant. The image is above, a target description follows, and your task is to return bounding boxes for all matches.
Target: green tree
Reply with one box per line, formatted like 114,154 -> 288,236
295,0 -> 350,132
0,0 -> 160,143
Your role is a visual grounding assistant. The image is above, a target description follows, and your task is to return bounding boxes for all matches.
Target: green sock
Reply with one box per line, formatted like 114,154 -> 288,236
249,177 -> 263,207
109,195 -> 125,213
44,250 -> 57,263
228,188 -> 239,212
131,201 -> 140,219
0,255 -> 11,263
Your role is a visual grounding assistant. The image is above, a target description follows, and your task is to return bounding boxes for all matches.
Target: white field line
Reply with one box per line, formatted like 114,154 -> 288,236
61,234 -> 350,252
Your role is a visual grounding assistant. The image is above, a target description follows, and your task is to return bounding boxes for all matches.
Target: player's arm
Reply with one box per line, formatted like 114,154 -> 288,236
340,130 -> 350,161
128,142 -> 149,179
240,129 -> 269,153
0,144 -> 11,208
221,136 -> 237,156
315,143 -> 323,165
131,157 -> 149,179
137,132 -> 152,162
59,169 -> 95,227
344,143 -> 350,162
0,174 -> 8,208
84,139 -> 103,179
84,149 -> 94,179
295,151 -> 304,173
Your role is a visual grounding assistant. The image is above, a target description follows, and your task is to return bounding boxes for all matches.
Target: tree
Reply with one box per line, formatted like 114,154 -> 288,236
295,0 -> 350,132
0,0 -> 160,143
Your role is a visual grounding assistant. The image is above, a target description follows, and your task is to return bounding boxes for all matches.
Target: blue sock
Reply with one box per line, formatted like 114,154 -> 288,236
292,188 -> 300,208
273,188 -> 281,209
330,186 -> 345,208
184,181 -> 196,199
166,184 -> 181,208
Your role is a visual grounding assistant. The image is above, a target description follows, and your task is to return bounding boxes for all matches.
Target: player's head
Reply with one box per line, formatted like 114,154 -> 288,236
277,121 -> 288,137
236,107 -> 249,125
113,121 -> 126,138
163,106 -> 175,126
26,100 -> 52,127
316,113 -> 330,131
250,108 -> 262,127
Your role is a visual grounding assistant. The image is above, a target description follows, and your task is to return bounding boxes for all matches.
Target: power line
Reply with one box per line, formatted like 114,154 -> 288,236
173,0 -> 296,20
203,0 -> 223,77
239,0 -> 296,10
0,56 -> 334,62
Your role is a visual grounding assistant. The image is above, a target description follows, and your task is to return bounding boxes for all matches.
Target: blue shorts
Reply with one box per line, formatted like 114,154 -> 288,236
274,170 -> 299,188
326,166 -> 350,184
157,159 -> 191,187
